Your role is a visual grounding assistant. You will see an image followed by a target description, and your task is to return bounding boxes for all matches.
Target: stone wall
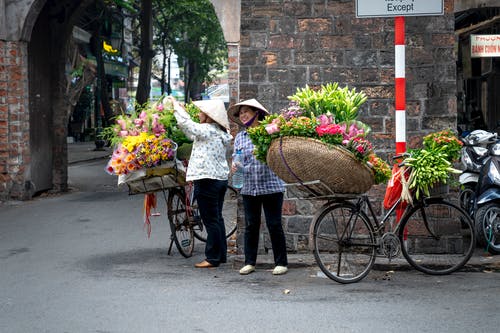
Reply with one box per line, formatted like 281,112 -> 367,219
0,0 -> 6,40
0,40 -> 31,200
239,0 -> 457,252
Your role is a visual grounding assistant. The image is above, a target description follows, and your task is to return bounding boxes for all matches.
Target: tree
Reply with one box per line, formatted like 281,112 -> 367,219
47,0 -> 136,191
135,0 -> 153,105
151,0 -> 227,102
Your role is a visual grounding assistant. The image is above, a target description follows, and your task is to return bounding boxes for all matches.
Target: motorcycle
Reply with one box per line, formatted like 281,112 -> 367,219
473,142 -> 500,254
458,129 -> 497,215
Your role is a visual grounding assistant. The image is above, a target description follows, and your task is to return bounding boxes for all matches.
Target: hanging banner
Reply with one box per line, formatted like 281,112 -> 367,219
356,0 -> 444,18
471,35 -> 500,58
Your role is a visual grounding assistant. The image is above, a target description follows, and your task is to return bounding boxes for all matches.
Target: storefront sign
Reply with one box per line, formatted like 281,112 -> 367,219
104,60 -> 129,78
356,0 -> 443,18
471,35 -> 500,58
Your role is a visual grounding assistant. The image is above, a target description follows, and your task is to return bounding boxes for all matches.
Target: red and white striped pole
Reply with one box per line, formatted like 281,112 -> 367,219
395,16 -> 406,154
395,16 -> 406,223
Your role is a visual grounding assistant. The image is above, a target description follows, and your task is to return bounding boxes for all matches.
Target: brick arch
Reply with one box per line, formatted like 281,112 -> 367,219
20,0 -> 47,41
209,0 -> 241,106
26,0 -> 95,195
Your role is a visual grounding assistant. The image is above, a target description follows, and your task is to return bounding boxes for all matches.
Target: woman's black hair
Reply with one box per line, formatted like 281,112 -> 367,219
257,110 -> 266,121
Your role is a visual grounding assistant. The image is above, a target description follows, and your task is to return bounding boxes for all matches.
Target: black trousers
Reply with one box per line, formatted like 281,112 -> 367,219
242,192 -> 288,267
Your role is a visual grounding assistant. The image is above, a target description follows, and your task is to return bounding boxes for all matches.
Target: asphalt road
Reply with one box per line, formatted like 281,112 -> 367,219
0,159 -> 499,333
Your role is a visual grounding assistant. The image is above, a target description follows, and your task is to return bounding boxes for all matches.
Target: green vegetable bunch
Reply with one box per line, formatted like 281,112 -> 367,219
289,82 -> 367,122
422,129 -> 463,162
403,149 -> 461,199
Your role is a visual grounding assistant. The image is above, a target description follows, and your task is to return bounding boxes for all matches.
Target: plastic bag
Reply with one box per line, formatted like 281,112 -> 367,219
384,165 -> 405,210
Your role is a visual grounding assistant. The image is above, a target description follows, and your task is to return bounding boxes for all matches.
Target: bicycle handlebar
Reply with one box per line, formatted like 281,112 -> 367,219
391,152 -> 411,161
391,153 -> 412,167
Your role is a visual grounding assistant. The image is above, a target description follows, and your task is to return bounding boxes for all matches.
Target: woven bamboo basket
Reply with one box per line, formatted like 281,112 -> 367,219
266,136 -> 375,194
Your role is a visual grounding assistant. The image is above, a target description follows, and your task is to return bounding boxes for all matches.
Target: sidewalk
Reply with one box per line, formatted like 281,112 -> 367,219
68,141 -> 500,273
68,141 -> 111,164
231,248 -> 500,273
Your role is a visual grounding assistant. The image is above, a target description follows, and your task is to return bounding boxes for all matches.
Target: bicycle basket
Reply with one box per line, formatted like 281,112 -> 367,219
266,136 -> 374,194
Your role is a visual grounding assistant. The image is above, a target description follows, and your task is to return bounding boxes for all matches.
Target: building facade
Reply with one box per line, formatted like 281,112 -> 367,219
0,0 -> 240,200
1,1 -> 499,252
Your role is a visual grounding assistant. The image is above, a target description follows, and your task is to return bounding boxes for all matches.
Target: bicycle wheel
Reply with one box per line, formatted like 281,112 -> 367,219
192,186 -> 238,242
399,198 -> 475,275
474,203 -> 500,254
167,189 -> 194,258
312,202 -> 376,284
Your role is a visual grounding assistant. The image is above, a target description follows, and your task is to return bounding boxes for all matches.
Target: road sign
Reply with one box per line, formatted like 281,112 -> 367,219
356,0 -> 444,18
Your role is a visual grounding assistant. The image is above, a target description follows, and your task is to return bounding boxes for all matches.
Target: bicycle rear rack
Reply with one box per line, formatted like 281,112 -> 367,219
284,180 -> 360,201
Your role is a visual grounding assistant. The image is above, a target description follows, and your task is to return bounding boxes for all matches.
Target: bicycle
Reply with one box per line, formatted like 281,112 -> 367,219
166,182 -> 239,258
306,160 -> 476,284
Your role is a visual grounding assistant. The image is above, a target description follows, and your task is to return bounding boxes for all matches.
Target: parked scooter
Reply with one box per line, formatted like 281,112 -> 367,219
473,142 -> 500,254
458,130 -> 497,215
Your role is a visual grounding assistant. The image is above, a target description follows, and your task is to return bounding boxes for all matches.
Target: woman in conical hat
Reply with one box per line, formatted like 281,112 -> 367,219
228,99 -> 289,276
168,96 -> 232,268
228,98 -> 269,127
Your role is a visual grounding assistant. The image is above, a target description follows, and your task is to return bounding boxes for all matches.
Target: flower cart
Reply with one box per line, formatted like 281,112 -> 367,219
102,98 -> 200,257
247,83 -> 392,197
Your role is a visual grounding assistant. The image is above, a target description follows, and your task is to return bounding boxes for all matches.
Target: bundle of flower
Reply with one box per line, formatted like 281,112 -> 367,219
400,129 -> 463,202
248,83 -> 391,194
105,133 -> 177,175
102,97 -> 199,177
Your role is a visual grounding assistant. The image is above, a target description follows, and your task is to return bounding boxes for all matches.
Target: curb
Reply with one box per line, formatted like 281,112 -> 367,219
229,251 -> 500,272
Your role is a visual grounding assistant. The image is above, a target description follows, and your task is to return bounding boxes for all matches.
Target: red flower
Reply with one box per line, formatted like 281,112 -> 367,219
316,123 -> 345,136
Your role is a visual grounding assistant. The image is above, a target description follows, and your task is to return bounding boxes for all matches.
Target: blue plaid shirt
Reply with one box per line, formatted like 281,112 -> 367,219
233,131 -> 285,196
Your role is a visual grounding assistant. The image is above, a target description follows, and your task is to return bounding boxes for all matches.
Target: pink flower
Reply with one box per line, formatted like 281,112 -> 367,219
151,114 -> 165,135
343,123 -> 364,141
317,114 -> 333,126
116,119 -> 127,130
265,123 -> 280,134
119,130 -> 128,137
134,118 -> 144,127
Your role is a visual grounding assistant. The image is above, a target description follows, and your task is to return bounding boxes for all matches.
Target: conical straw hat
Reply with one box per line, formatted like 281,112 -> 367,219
228,99 -> 270,126
193,100 -> 229,130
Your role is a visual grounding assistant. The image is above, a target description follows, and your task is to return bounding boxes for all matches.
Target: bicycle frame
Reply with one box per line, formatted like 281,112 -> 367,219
183,182 -> 198,223
352,195 -> 404,236
357,194 -> 442,242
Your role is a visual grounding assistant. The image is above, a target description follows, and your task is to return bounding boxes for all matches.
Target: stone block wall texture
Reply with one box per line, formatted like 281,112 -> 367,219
0,41 -> 30,200
227,43 -> 240,105
240,0 -> 457,252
